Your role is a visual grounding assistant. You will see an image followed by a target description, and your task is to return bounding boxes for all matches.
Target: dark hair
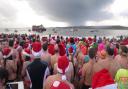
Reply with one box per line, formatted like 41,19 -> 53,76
9,39 -> 14,47
0,68 -> 8,85
32,39 -> 35,42
60,36 -> 63,40
20,41 -> 25,47
116,44 -> 119,49
57,36 -> 60,39
89,48 -> 96,59
24,56 -> 31,61
42,42 -> 48,51
106,46 -> 114,56
3,56 -> 13,68
70,38 -> 74,44
56,39 -> 60,44
120,46 -> 128,56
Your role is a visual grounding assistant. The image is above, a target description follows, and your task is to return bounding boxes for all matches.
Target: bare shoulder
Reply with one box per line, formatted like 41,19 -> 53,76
115,55 -> 121,60
82,63 -> 87,70
8,60 -> 15,65
46,75 -> 55,81
45,75 -> 54,89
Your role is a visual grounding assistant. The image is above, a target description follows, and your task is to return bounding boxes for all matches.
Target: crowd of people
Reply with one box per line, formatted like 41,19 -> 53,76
0,33 -> 128,89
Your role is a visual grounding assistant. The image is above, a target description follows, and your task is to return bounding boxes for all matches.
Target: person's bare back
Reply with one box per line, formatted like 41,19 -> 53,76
41,52 -> 51,66
53,62 -> 74,82
93,58 -> 121,79
51,54 -> 59,69
2,59 -> 17,81
82,61 -> 94,86
115,55 -> 128,69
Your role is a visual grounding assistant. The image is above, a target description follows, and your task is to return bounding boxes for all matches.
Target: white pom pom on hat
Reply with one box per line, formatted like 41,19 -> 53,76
50,81 -> 71,89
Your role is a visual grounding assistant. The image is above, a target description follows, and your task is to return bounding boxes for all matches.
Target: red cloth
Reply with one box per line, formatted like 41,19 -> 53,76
3,47 -> 11,56
58,44 -> 66,56
80,45 -> 87,55
92,69 -> 114,89
114,48 -> 118,57
120,39 -> 128,45
50,81 -> 70,89
68,46 -> 73,53
58,56 -> 69,74
48,44 -> 55,55
32,41 -> 42,52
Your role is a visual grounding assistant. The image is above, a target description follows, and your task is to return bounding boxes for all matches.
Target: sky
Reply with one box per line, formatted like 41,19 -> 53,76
0,0 -> 128,28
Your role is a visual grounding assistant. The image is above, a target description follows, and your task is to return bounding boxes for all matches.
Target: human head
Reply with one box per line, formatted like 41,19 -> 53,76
2,47 -> 12,59
106,46 -> 114,56
9,39 -> 14,47
57,55 -> 69,80
97,50 -> 107,59
70,38 -> 74,44
32,41 -> 42,58
42,42 -> 48,51
120,46 -> 128,56
84,55 -> 90,63
89,48 -> 96,59
22,48 -> 32,61
56,39 -> 60,44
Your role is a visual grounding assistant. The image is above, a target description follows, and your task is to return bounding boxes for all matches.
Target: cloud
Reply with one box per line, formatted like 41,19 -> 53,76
121,12 -> 128,17
27,0 -> 114,25
0,0 -> 18,27
0,0 -> 18,19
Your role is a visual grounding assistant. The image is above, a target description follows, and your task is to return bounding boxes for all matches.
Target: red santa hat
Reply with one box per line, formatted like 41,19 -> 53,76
58,44 -> 66,56
57,55 -> 69,80
3,47 -> 13,59
68,46 -> 73,54
32,41 -> 42,57
42,37 -> 48,42
74,38 -> 78,43
88,37 -> 93,45
80,45 -> 87,55
22,48 -> 32,57
88,37 -> 93,42
92,69 -> 115,89
50,81 -> 71,89
48,44 -> 55,55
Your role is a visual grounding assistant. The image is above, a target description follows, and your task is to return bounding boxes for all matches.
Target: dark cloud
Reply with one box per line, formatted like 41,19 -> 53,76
27,0 -> 114,25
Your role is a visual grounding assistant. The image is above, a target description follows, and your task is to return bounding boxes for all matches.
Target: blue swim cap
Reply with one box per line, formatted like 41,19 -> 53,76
84,55 -> 90,63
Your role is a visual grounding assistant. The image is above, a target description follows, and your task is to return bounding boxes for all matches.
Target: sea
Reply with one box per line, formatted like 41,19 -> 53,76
1,28 -> 128,39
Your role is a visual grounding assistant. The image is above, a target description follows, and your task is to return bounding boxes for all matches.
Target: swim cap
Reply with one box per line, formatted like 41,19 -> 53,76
84,55 -> 90,63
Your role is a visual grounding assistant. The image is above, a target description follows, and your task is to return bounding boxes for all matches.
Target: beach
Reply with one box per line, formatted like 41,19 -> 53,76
1,27 -> 128,38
